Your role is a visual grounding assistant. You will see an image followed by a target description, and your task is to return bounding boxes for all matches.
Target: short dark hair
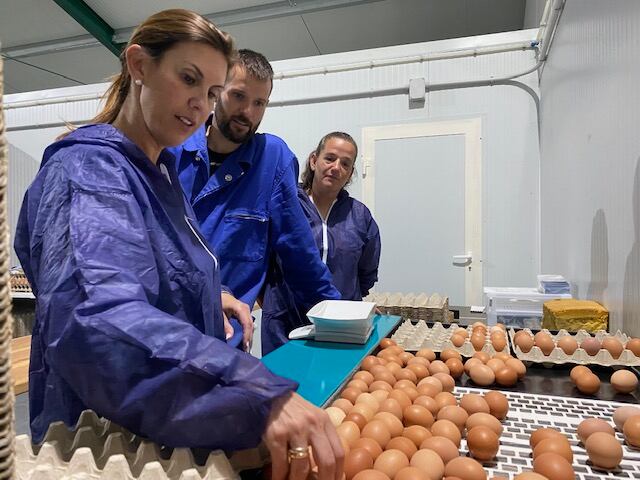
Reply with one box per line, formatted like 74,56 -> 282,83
301,132 -> 358,192
235,48 -> 273,82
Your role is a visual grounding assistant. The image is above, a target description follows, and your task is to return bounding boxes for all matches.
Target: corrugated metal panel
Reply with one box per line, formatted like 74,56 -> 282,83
540,0 -> 640,334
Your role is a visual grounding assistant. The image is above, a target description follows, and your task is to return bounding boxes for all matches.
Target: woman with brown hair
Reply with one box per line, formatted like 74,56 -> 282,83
15,10 -> 342,480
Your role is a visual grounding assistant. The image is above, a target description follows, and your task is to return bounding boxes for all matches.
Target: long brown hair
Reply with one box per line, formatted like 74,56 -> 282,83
300,131 -> 358,192
64,9 -> 234,136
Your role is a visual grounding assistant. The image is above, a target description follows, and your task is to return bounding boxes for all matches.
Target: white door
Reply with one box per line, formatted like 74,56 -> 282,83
362,119 -> 482,306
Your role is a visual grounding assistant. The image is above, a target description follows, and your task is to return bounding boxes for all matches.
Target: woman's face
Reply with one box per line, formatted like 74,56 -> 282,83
137,41 -> 228,149
311,137 -> 356,195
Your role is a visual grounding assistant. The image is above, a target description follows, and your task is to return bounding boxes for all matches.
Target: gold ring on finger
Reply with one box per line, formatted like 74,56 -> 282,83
288,446 -> 309,460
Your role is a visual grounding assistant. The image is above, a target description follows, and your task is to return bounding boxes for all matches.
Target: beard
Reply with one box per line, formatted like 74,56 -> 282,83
214,100 -> 258,144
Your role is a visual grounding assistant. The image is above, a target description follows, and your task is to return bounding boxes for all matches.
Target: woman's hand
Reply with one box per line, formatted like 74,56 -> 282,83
264,392 -> 344,480
221,292 -> 254,352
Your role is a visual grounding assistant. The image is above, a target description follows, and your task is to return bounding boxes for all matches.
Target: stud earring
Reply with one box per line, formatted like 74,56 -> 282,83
134,79 -> 142,86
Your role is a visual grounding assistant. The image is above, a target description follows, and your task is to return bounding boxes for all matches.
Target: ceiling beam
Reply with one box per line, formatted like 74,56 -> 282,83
51,0 -> 123,56
5,0 -> 383,59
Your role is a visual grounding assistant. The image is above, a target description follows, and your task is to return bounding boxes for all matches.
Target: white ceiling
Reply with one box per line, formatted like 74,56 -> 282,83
1,0 -> 532,95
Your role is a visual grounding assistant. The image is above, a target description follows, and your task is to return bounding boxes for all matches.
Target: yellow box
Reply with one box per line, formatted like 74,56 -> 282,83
542,299 -> 608,332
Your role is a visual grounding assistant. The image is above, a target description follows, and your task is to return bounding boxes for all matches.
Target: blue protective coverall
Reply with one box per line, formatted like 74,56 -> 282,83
261,188 -> 381,354
168,127 -> 340,310
14,124 -> 297,448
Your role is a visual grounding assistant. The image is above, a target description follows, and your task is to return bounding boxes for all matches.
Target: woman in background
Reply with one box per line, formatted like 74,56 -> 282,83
15,10 -> 342,480
262,132 -> 381,355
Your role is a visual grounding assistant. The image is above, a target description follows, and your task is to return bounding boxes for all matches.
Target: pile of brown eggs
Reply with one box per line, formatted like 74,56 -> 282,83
513,330 -> 640,359
613,405 -> 640,447
449,323 -> 509,353
570,365 -> 639,395
460,351 -> 527,388
326,339 -> 512,480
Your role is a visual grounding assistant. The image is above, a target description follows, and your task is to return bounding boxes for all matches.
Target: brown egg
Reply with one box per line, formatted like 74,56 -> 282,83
466,413 -> 503,436
395,466 -> 432,480
357,392 -> 381,411
433,373 -> 455,393
416,349 -> 436,361
431,419 -> 462,447
402,425 -> 432,448
585,431 -> 623,469
337,421 -> 361,447
580,337 -> 601,356
355,370 -> 376,385
326,406 -> 347,427
406,363 -> 430,381
529,428 -> 564,449
613,405 -> 640,430
333,398 -> 354,414
533,436 -> 573,463
362,356 -> 382,371
451,334 -> 466,348
353,469 -> 391,480
441,349 -> 462,362
445,358 -> 464,379
396,368 -> 419,384
505,358 -> 526,379
626,338 -> 640,356
344,412 -> 367,431
353,437 -> 384,460
484,391 -> 509,420
342,387 -> 363,404
495,366 -> 518,387
395,379 -> 417,391
410,449 -> 445,480
491,336 -> 507,352
374,411 -> 405,438
576,373 -> 600,395
386,436 -> 418,460
400,352 -> 415,366
435,392 -> 458,410
429,360 -> 451,376
374,369 -> 398,386
373,449 -> 409,479
455,327 -> 469,338
460,394 -> 490,415
486,358 -> 505,373
437,406 -> 469,432
493,351 -> 512,362
380,398 -> 404,420
387,346 -> 406,356
602,337 -> 624,359
534,332 -> 555,355
416,383 -> 441,399
611,369 -> 638,393
577,418 -> 615,443
513,474 -> 551,480
362,420 -> 392,448
472,352 -> 490,364
413,395 -> 439,416
420,436 -> 459,464
380,338 -> 397,349
556,336 -> 578,355
569,365 -> 591,383
390,389 -> 413,410
370,381 -> 394,393
516,333 -> 534,353
386,362 -> 403,375
351,403 -> 376,422
469,365 -> 495,387
463,358 -> 483,375
403,405 -> 435,429
419,377 -> 444,394
471,335 -> 486,352
466,426 -> 499,462
399,386 -> 420,402
444,457 -> 487,480
408,357 -> 430,367
371,389 -> 390,403
345,448 -> 375,480
348,379 -> 371,392
532,452 -> 574,480
623,415 -> 640,447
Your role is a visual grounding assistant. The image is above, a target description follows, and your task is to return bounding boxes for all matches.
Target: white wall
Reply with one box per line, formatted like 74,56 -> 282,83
6,30 -> 541,298
524,0 -> 546,29
539,0 -> 640,334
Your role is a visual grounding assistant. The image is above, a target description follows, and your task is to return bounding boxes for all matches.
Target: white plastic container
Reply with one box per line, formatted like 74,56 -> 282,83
484,287 -> 571,327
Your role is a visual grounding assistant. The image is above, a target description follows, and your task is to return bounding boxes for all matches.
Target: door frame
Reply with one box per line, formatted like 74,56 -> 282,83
361,118 -> 483,305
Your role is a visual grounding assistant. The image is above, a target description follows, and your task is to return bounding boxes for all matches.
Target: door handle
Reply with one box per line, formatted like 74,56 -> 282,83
453,253 -> 472,266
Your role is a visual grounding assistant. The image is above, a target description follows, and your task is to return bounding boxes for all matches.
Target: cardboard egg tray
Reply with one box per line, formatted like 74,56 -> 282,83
364,292 -> 451,322
390,320 -> 510,356
14,410 -> 239,480
454,386 -> 640,480
508,328 -> 640,367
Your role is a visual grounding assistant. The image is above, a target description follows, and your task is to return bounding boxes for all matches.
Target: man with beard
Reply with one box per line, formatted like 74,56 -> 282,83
170,49 -> 340,351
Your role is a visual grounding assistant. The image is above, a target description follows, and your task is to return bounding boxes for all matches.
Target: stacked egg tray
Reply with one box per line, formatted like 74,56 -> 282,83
15,410 -> 239,480
10,271 -> 32,294
454,386 -> 640,479
390,320 -> 510,356
364,292 -> 452,322
508,328 -> 640,367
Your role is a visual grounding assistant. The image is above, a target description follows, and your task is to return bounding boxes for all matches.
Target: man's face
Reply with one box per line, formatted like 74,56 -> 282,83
214,66 -> 271,144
